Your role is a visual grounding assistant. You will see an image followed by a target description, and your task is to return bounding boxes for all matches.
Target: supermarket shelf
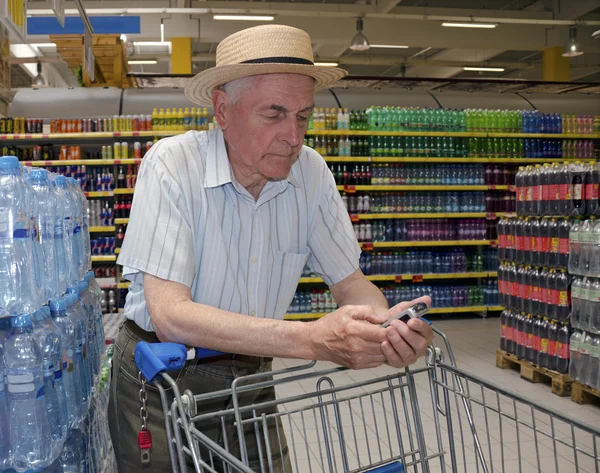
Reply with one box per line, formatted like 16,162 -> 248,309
85,191 -> 114,198
117,282 -> 130,289
89,226 -> 115,233
114,188 -> 135,195
285,305 -> 503,320
323,157 -> 372,163
24,159 -> 143,167
307,130 -> 600,139
337,185 -> 509,191
115,248 -> 120,254
350,212 -> 508,220
91,255 -> 116,262
298,272 -> 496,284
0,131 -> 185,141
369,157 -> 587,164
360,240 -> 495,248
114,218 -> 129,224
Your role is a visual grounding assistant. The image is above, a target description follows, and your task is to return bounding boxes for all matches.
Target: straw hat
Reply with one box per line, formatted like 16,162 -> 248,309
185,25 -> 347,106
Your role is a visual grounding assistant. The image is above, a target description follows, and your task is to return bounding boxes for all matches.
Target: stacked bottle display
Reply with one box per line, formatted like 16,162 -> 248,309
567,218 -> 600,391
0,156 -> 116,473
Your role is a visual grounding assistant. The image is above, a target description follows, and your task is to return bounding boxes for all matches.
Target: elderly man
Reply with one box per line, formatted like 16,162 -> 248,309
108,24 -> 434,472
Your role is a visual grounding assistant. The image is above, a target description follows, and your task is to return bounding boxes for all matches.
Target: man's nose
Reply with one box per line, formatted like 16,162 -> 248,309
281,118 -> 303,147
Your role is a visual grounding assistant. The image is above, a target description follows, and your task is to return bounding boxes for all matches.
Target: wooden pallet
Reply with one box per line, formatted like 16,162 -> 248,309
496,349 -> 572,397
571,381 -> 600,406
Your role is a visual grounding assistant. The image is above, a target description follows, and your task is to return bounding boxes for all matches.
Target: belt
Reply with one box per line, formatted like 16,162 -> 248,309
123,319 -> 273,366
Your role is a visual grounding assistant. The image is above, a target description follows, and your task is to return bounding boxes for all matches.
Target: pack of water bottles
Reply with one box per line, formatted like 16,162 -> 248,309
357,219 -> 492,243
568,218 -> 600,277
380,283 -> 497,309
569,330 -> 600,391
0,156 -> 116,472
515,162 -> 599,218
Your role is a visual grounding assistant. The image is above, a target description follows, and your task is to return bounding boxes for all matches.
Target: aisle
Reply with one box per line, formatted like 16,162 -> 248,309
103,315 -> 599,472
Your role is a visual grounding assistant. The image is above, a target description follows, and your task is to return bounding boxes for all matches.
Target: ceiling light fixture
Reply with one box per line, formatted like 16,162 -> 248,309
133,41 -> 171,47
370,44 -> 409,49
350,18 -> 369,51
128,60 -> 158,65
213,15 -> 274,21
315,62 -> 339,67
562,25 -> 584,57
442,22 -> 497,29
29,43 -> 56,48
32,61 -> 47,87
463,66 -> 505,72
160,19 -> 165,42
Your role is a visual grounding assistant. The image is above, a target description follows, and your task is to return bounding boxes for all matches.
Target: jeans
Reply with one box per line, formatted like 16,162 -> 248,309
108,320 -> 292,472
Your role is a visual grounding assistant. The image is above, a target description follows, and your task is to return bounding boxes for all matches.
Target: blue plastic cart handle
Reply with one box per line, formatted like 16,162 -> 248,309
134,342 -> 225,382
365,462 -> 405,473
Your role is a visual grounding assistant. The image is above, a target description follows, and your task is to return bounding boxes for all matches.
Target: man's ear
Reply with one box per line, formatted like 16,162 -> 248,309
212,89 -> 229,130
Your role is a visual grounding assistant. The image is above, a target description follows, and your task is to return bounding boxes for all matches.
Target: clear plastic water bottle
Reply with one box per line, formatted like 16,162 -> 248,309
50,176 -> 68,298
74,181 -> 91,274
569,330 -> 583,382
588,335 -> 600,389
0,156 -> 37,317
5,313 -> 52,471
65,292 -> 90,414
32,308 -> 68,459
28,169 -> 59,303
79,280 -> 99,379
58,430 -> 81,473
49,298 -> 82,428
0,318 -> 10,471
579,331 -> 592,384
54,176 -> 78,288
67,178 -> 86,282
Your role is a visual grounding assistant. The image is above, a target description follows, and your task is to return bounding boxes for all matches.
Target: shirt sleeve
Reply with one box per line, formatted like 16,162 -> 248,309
116,153 -> 196,287
306,166 -> 361,286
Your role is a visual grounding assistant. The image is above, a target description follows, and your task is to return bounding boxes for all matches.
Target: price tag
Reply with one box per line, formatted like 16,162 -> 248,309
0,135 -> 6,140
488,185 -> 497,190
44,161 -> 53,166
135,159 -> 142,165
362,242 -> 373,251
114,132 -> 121,138
24,135 -> 32,139
13,135 -> 20,139
412,274 -> 424,283
114,160 -> 121,165
42,134 -> 49,139
132,132 -> 140,137
344,185 -> 356,193
84,192 -> 90,197
23,161 -> 32,166
486,213 -> 497,220
350,214 -> 360,222
490,241 -> 498,248
394,275 -> 403,284
508,185 -> 516,192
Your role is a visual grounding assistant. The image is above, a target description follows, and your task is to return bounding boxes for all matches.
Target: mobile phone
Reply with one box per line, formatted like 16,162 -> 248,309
380,301 -> 430,328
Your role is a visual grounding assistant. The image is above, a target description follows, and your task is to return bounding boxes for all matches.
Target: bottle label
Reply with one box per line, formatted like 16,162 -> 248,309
569,230 -> 580,243
585,183 -> 598,201
573,184 -> 583,201
54,216 -> 64,238
518,187 -> 525,202
548,339 -> 557,357
558,184 -> 570,201
532,285 -> 540,302
579,340 -> 590,355
540,287 -> 547,304
12,218 -> 30,240
524,236 -> 532,252
518,282 -> 526,300
559,238 -> 569,255
551,288 -> 560,306
590,343 -> 600,358
532,185 -> 541,202
525,186 -> 532,202
510,281 -> 518,296
42,358 -> 53,379
40,216 -> 54,242
526,332 -> 534,349
64,349 -> 74,373
533,334 -> 540,352
501,324 -> 507,339
542,184 -> 549,202
558,290 -> 570,307
531,237 -> 538,253
557,341 -> 570,359
525,283 -> 532,301
551,237 -> 560,253
7,371 -> 38,394
540,338 -> 549,354
54,369 -> 63,380
506,234 -> 514,249
516,235 -> 524,250
542,236 -> 551,253
589,288 -> 600,302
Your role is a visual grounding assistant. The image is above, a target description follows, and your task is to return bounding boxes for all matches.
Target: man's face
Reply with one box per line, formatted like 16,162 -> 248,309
218,74 -> 315,182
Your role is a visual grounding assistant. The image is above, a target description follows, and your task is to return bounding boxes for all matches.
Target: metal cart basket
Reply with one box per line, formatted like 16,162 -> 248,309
134,327 -> 600,473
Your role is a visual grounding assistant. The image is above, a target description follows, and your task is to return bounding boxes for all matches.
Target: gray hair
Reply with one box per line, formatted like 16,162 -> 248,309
219,76 -> 260,104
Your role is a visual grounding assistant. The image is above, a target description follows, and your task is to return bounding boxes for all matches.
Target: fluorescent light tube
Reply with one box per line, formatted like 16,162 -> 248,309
369,44 -> 409,49
128,60 -> 158,65
463,66 -> 505,72
442,22 -> 497,29
315,62 -> 339,67
213,15 -> 274,21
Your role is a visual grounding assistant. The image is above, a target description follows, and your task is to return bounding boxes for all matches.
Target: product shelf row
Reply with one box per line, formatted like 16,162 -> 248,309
284,305 -> 505,320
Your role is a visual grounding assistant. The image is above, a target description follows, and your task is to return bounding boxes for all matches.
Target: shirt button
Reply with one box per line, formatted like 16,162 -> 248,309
250,257 -> 257,264
250,310 -> 256,316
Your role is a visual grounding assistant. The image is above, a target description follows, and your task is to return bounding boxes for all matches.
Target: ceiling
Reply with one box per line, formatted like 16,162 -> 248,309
11,0 -> 600,88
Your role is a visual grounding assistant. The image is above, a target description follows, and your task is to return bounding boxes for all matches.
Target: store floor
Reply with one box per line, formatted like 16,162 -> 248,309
103,315 -> 600,472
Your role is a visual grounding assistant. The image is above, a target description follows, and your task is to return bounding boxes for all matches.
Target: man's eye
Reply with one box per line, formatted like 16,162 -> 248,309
265,114 -> 282,120
298,116 -> 309,122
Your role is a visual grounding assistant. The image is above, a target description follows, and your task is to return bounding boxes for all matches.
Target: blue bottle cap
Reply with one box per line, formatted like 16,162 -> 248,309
66,285 -> 80,296
55,175 -> 66,186
28,168 -> 48,181
67,177 -> 75,185
41,306 -> 52,318
84,271 -> 94,282
78,280 -> 89,292
31,309 -> 44,322
0,156 -> 20,171
49,298 -> 67,312
65,294 -> 75,307
11,314 -> 33,328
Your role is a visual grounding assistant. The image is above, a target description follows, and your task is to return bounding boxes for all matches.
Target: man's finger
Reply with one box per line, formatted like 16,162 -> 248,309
390,320 -> 430,356
381,340 -> 403,368
385,325 -> 417,361
406,317 -> 434,337
387,296 -> 432,319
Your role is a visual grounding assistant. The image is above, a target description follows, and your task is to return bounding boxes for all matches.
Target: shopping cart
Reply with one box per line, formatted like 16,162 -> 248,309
134,327 -> 600,473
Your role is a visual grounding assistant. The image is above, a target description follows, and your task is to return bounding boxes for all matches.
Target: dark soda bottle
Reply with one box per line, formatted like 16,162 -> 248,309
555,269 -> 571,323
506,218 -> 516,262
558,162 -> 571,216
515,167 -> 525,215
524,266 -> 533,315
556,322 -> 570,374
514,217 -> 525,264
538,317 -> 550,368
523,218 -> 533,265
517,265 -> 527,313
498,218 -> 506,261
547,269 -> 559,321
523,166 -> 533,216
506,309 -> 516,355
547,218 -> 560,268
547,320 -> 558,371
540,163 -> 551,216
548,164 -> 560,216
500,309 -> 508,351
531,217 -> 542,267
569,162 -> 586,217
530,267 -> 541,317
585,162 -> 599,216
508,263 -> 519,310
532,165 -> 542,216
557,218 -> 571,269
539,217 -> 550,267
516,312 -> 526,360
533,316 -> 543,365
498,262 -> 507,306
525,314 -> 536,363
538,267 -> 550,318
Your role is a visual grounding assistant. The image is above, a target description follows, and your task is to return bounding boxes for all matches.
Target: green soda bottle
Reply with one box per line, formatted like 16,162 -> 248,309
390,136 -> 398,157
382,136 -> 390,157
486,138 -> 494,158
397,136 -> 405,157
448,136 -> 455,157
369,136 -> 376,156
376,136 -> 384,157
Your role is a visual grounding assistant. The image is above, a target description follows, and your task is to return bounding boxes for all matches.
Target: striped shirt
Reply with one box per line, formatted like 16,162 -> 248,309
117,129 -> 361,332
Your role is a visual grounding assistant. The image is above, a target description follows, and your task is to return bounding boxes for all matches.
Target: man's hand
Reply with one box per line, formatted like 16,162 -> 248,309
380,297 -> 434,369
310,305 -> 388,370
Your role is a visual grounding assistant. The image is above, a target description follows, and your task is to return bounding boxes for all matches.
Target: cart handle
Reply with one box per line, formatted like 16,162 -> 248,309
134,341 -> 225,382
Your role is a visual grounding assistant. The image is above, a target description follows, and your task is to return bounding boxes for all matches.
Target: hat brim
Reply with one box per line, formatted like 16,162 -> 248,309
184,63 -> 348,107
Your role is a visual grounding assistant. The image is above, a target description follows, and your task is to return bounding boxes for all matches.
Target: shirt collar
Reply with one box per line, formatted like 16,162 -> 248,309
204,128 -> 300,189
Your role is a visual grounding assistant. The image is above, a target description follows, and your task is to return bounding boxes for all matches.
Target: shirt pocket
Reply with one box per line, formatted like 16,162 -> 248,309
265,249 -> 309,319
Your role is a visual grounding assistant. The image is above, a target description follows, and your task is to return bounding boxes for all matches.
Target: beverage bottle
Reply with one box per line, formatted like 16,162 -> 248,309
523,218 -> 533,265
579,331 -> 593,384
547,218 -> 560,268
514,218 -> 524,264
66,178 -> 86,281
0,157 -> 37,317
590,279 -> 600,335
557,218 -> 571,270
547,163 -> 559,216
516,265 -> 527,313
555,270 -> 571,323
530,267 -> 541,316
569,329 -> 582,380
538,317 -> 550,368
568,219 -> 583,275
556,162 -> 571,216
32,308 -> 67,457
588,334 -> 600,389
506,218 -> 516,262
580,218 -> 595,276
569,162 -> 586,217
538,267 -> 550,317
570,277 -> 584,330
581,278 -> 593,331
585,162 -> 600,216
0,321 -> 9,471
505,309 -> 516,354
524,314 -> 535,363
530,218 -> 542,267
547,320 -> 558,371
516,312 -> 526,359
65,292 -> 90,415
73,181 -> 91,275
53,176 -> 78,287
531,165 -> 542,216
5,313 -> 52,471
